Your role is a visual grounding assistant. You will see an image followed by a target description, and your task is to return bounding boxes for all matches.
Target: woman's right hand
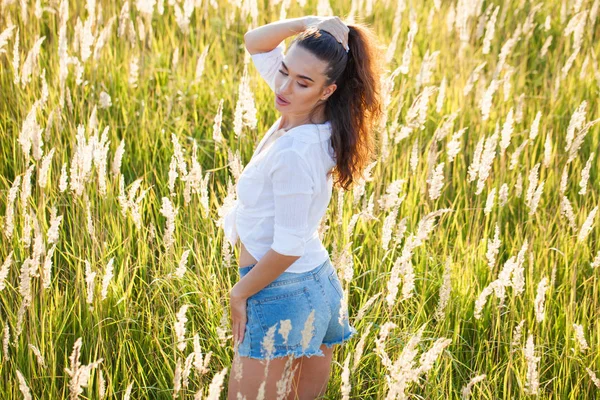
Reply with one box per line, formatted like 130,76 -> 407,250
304,16 -> 350,51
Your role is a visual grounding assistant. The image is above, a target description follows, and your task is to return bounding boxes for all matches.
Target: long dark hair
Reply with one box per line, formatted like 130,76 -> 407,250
291,22 -> 384,191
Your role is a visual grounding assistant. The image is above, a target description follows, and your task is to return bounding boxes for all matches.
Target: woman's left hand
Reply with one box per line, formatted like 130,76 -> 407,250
230,287 -> 249,345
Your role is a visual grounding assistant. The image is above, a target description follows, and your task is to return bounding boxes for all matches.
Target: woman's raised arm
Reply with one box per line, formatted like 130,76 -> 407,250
243,16 -> 317,55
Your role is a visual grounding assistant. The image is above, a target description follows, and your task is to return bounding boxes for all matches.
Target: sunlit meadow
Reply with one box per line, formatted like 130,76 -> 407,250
1,0 -> 600,398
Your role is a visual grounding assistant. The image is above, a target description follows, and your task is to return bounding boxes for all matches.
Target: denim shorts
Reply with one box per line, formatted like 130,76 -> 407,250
236,257 -> 358,360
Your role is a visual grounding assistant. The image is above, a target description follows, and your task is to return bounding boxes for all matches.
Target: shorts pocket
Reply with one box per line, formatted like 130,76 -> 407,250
253,287 -> 315,349
237,163 -> 264,207
328,270 -> 344,298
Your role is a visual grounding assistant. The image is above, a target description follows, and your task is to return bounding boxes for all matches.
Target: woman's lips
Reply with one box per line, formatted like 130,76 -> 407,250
276,95 -> 290,106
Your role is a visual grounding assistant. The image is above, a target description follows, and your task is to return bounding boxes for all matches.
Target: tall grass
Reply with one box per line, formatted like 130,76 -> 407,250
1,0 -> 599,398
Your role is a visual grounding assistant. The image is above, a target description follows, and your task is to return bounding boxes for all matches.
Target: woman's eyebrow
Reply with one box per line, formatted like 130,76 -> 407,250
281,61 -> 315,82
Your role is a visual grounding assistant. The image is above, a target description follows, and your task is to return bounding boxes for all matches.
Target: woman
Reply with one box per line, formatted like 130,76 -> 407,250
224,15 -> 384,399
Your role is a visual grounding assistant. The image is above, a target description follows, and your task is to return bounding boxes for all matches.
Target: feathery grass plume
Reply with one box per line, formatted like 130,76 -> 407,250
212,98 -> 225,145
12,26 -> 19,83
386,209 -> 452,307
93,16 -> 115,60
578,152 -> 594,195
233,61 -> 258,138
474,282 -> 496,319
98,92 -> 112,109
275,356 -> 297,399
194,45 -> 210,84
59,162 -> 69,192
475,128 -> 498,195
434,256 -> 452,321
499,108 -> 514,156
128,57 -> 140,88
261,324 -> 276,360
399,8 -> 418,75
16,369 -> 32,400
534,277 -> 548,323
540,133 -> 552,169
378,179 -> 406,211
340,352 -> 352,399
523,333 -> 540,395
374,322 -> 397,369
447,127 -> 466,163
382,323 -> 430,399
38,147 -> 55,188
352,322 -> 373,372
205,367 -> 228,400
509,139 -> 528,170
510,319 -> 526,353
100,257 -> 114,300
28,343 -> 47,368
42,243 -> 56,289
174,249 -> 190,278
175,305 -> 190,352
479,79 -> 500,121
84,260 -> 96,307
65,337 -> 104,400
482,4 -> 499,54
409,138 -> 419,173
278,319 -> 292,346
587,368 -> 600,388
578,206 -> 598,243
217,308 -> 233,346
3,324 -> 10,361
0,25 -> 15,54
111,138 -> 125,176
3,175 -> 21,240
123,382 -> 133,399
529,110 -> 542,140
463,62 -> 487,96
354,292 -> 381,323
573,323 -> 589,351
20,35 -> 46,87
398,85 -> 437,140
0,251 -> 13,291
173,356 -> 183,398
160,197 -> 179,251
525,163 -> 540,207
591,250 -> 600,268
467,136 -> 485,182
485,224 -> 501,269
560,196 -> 577,230
301,309 -> 316,351
565,101 -> 587,152
426,162 -> 445,200
460,374 -> 486,400
193,334 -> 210,375
19,101 -> 43,160
484,187 -> 496,215
415,49 -> 440,91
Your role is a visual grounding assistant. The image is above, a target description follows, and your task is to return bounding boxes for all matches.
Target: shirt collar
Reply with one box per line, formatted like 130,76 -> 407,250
283,120 -> 332,143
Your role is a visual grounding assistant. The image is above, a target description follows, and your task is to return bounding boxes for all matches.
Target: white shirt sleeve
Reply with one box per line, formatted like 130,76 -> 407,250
250,43 -> 285,92
268,148 -> 314,257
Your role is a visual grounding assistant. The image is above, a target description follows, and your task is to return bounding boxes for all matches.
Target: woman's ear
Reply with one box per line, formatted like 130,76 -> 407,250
320,83 -> 337,101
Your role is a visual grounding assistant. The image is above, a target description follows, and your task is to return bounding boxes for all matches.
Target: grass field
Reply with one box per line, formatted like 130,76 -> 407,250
1,0 -> 600,398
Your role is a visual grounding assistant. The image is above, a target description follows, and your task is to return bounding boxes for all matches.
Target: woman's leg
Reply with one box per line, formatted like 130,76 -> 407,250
227,352 -> 301,399
288,344 -> 334,400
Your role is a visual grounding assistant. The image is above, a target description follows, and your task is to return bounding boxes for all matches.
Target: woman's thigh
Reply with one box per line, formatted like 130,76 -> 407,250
227,352 -> 299,399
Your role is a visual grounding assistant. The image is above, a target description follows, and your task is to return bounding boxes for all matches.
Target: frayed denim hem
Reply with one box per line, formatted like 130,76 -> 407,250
237,347 -> 326,360
322,327 -> 358,349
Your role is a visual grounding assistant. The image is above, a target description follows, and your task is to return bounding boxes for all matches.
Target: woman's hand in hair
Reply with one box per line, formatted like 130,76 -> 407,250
304,15 -> 350,51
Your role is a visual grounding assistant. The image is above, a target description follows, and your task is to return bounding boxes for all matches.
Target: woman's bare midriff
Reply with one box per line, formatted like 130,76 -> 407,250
238,240 -> 258,268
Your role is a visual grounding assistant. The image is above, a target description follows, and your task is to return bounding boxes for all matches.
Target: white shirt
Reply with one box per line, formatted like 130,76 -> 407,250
222,43 -> 336,273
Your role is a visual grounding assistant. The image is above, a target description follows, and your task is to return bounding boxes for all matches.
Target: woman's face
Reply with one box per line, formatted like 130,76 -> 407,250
273,44 -> 337,117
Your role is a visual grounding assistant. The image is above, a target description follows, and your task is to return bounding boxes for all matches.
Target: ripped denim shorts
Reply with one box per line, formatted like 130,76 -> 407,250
235,257 -> 358,360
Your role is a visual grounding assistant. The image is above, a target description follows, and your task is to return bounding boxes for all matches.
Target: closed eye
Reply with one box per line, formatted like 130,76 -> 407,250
278,70 -> 308,88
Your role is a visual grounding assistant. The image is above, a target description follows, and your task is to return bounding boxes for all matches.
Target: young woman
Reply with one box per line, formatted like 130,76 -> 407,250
223,15 -> 384,399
